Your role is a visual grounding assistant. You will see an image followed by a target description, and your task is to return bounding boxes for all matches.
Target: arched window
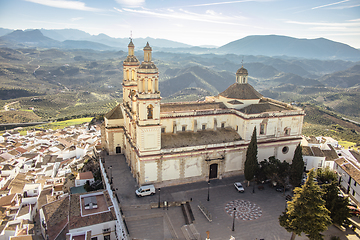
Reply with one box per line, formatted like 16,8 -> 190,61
147,104 -> 154,119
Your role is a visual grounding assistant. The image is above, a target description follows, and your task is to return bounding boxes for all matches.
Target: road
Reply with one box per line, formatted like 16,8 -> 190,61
2,101 -> 19,111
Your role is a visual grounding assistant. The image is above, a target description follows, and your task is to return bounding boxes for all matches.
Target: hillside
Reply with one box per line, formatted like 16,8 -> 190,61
0,29 -> 59,48
319,64 -> 360,88
217,35 -> 360,61
1,42 -> 360,146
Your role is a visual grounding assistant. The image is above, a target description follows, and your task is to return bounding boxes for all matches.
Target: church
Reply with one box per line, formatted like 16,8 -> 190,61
101,40 -> 305,186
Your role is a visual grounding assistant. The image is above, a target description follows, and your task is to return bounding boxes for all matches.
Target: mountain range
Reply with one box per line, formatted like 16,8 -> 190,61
0,28 -> 360,61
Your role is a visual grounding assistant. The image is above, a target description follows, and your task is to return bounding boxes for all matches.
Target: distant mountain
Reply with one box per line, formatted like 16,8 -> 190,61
319,64 -> 360,88
60,40 -> 115,51
40,28 -> 191,49
270,73 -> 324,87
0,29 -> 59,47
160,66 -> 234,97
40,28 -> 92,41
218,35 -> 360,61
0,28 -> 13,37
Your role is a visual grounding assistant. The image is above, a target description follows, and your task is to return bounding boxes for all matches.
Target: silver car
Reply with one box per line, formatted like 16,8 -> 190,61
234,182 -> 245,192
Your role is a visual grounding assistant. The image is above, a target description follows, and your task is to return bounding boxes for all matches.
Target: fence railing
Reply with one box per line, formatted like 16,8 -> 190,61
100,158 -> 129,240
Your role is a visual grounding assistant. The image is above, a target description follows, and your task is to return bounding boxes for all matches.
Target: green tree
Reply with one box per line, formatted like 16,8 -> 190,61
289,144 -> 304,187
244,127 -> 259,182
317,168 -> 350,227
259,156 -> 290,190
279,170 -> 331,240
322,181 -> 351,226
316,167 -> 337,184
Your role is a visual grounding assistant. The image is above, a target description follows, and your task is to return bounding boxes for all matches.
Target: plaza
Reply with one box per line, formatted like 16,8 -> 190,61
102,153 -> 360,240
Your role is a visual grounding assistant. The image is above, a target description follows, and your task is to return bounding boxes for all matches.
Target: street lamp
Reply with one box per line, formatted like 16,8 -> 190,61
232,208 -> 236,231
108,166 -> 113,184
253,175 -> 255,193
158,188 -> 161,208
207,180 -> 210,201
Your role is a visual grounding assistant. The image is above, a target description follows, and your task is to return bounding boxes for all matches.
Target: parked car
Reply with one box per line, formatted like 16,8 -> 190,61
135,185 -> 156,197
276,185 -> 290,192
348,206 -> 360,216
234,182 -> 245,192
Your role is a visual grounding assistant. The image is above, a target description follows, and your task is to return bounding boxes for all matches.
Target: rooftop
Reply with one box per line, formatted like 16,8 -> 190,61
239,100 -> 293,114
105,104 -> 123,120
69,191 -> 116,230
42,196 -> 69,240
160,101 -> 227,113
161,128 -> 241,149
335,157 -> 360,185
219,83 -> 262,100
77,171 -> 93,180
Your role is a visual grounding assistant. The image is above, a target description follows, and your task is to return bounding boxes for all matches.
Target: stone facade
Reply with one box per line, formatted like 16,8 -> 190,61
102,40 -> 305,187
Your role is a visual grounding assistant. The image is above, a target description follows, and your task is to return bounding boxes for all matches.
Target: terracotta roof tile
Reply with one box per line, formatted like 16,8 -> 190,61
77,172 -> 93,180
322,145 -> 339,161
302,146 -> 313,156
239,101 -> 292,114
104,104 -> 123,120
311,147 -> 325,157
161,128 -> 241,149
350,150 -> 360,163
335,157 -> 360,185
219,83 -> 262,100
68,191 -> 115,230
160,101 -> 227,112
0,194 -> 16,207
42,196 -> 69,240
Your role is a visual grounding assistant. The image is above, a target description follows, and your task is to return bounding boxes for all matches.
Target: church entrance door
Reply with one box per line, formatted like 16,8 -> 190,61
209,163 -> 218,179
116,146 -> 121,154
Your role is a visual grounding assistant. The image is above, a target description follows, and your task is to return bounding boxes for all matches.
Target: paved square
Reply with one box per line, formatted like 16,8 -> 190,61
102,153 -> 359,240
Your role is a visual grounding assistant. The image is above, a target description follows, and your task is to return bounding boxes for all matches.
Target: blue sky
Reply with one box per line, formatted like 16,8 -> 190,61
0,0 -> 359,48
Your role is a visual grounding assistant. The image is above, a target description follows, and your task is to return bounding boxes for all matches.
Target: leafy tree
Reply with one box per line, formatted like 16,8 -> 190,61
257,156 -> 289,190
316,167 -> 337,185
279,170 -> 331,240
289,144 -> 304,187
322,181 -> 351,226
244,127 -> 259,182
316,168 -> 350,227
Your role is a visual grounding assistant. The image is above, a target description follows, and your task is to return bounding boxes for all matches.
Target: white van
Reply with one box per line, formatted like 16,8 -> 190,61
135,185 -> 156,197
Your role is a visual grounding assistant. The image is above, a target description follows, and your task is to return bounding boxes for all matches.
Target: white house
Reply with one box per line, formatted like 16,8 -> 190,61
75,171 -> 94,187
40,191 -> 116,240
302,136 -> 339,171
22,183 -> 41,198
335,157 -> 360,204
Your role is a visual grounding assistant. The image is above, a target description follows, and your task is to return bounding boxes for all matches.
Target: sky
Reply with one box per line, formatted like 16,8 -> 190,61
0,0 -> 359,48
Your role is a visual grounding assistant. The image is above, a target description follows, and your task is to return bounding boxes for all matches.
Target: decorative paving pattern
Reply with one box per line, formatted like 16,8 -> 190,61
225,200 -> 262,221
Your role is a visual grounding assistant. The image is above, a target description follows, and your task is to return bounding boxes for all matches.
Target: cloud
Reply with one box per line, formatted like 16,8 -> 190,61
71,17 -> 83,21
120,7 -> 248,26
286,20 -> 360,27
181,0 -> 272,7
24,0 -> 101,11
114,7 -> 123,12
115,0 -> 145,8
330,3 -> 360,9
311,0 -> 350,10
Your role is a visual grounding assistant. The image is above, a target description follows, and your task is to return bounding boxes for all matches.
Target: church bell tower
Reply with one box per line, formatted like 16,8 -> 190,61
135,42 -> 161,155
123,39 -> 140,110
236,65 -> 248,84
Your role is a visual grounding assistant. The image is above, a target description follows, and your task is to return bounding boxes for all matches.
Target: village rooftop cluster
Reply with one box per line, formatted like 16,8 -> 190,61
0,120 -> 360,239
0,123 -> 118,239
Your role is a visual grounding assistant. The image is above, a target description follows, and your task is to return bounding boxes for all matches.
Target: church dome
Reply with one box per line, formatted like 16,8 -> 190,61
236,66 -> 248,75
